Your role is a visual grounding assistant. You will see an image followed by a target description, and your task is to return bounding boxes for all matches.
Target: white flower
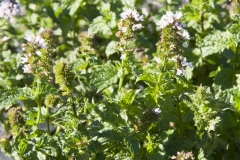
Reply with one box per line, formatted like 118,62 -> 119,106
35,36 -> 48,48
132,24 -> 144,31
120,8 -> 144,21
135,15 -> 144,21
121,27 -> 128,33
157,11 -> 184,29
181,57 -> 188,66
0,0 -> 23,23
120,53 -> 127,60
181,57 -> 192,68
154,108 -> 161,115
166,11 -> 174,23
181,30 -> 190,40
176,68 -> 186,75
36,50 -> 42,56
120,9 -> 132,20
157,18 -> 169,29
21,54 -> 28,64
188,62 -> 193,68
2,36 -> 10,41
174,11 -> 183,20
132,9 -> 139,19
22,64 -> 32,73
141,7 -> 149,17
25,35 -> 35,42
175,22 -> 186,30
182,42 -> 188,48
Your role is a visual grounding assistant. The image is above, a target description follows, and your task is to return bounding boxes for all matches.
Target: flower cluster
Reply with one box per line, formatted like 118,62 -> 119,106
171,150 -> 195,160
116,9 -> 144,44
21,36 -> 47,73
156,11 -> 192,76
21,28 -> 53,75
153,108 -> 161,115
120,9 -> 144,22
0,0 -> 23,23
157,11 -> 190,47
176,56 -> 192,76
139,108 -> 162,131
78,31 -> 96,54
157,11 -> 183,29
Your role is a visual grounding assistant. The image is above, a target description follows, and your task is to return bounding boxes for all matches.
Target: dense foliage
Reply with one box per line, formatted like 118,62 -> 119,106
0,0 -> 240,159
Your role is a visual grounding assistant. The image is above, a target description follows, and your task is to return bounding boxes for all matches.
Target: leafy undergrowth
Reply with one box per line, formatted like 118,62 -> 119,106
0,0 -> 240,159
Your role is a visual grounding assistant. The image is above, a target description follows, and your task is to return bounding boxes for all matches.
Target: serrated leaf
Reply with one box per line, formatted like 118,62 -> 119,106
72,59 -> 87,71
136,72 -> 157,87
98,2 -> 110,15
214,68 -> 235,90
89,16 -> 112,38
146,151 -> 165,160
121,0 -> 135,8
200,31 -> 233,57
68,0 -> 83,15
126,138 -> 140,156
115,89 -> 140,108
105,41 -> 117,57
0,87 -> 33,108
119,109 -> 128,124
19,140 -> 28,156
229,24 -> 240,44
90,63 -> 122,92
213,84 -> 234,104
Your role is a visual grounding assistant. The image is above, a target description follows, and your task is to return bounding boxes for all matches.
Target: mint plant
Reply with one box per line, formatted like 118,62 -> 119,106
0,0 -> 240,160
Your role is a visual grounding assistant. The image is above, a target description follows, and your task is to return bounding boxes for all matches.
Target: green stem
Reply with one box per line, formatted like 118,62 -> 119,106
46,106 -> 50,134
155,56 -> 166,103
83,98 -> 87,114
158,56 -> 166,83
233,44 -> 239,85
201,10 -> 205,35
118,55 -> 126,91
53,126 -> 61,136
70,94 -> 77,116
118,42 -> 128,91
235,44 -> 239,67
176,100 -> 183,137
36,81 -> 42,124
37,102 -> 41,124
118,74 -> 125,91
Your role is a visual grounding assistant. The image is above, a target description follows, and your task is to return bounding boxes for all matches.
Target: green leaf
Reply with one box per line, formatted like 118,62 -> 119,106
146,151 -> 165,160
229,24 -> 240,44
127,138 -> 140,156
198,148 -> 207,160
89,16 -> 113,38
121,0 -> 136,8
0,87 -> 33,108
72,59 -> 87,71
214,68 -> 235,90
200,31 -> 233,58
90,63 -> 122,92
105,41 -> 117,57
68,0 -> 83,15
213,84 -> 234,104
136,72 -> 158,87
115,89 -> 141,107
19,139 -> 28,156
